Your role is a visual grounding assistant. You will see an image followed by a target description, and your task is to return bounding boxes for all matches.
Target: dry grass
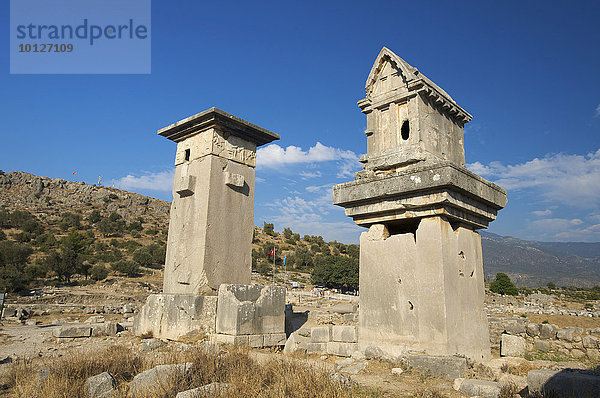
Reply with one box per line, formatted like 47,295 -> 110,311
2,344 -> 378,397
524,314 -> 600,329
500,361 -> 538,376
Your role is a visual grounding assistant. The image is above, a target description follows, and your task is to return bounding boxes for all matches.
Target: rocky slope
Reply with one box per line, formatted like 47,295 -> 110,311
0,170 -> 170,227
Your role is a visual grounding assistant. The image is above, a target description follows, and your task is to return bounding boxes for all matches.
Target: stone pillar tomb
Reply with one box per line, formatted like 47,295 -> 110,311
134,108 -> 286,343
333,48 -> 507,361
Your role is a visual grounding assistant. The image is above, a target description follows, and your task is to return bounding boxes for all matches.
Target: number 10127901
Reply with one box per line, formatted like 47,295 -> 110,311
19,43 -> 73,52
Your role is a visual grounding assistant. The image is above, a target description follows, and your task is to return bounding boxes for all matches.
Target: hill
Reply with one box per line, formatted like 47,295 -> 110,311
1,170 -> 599,290
481,232 -> 600,288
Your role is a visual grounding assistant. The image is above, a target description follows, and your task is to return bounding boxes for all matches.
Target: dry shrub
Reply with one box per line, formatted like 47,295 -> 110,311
6,344 -> 375,398
11,345 -> 142,398
501,361 -> 537,376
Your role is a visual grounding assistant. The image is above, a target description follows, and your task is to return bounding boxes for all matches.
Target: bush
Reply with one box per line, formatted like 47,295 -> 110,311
263,222 -> 275,236
283,227 -> 293,240
133,247 -> 153,267
59,212 -> 81,231
0,230 -> 6,241
90,264 -> 109,281
311,255 -> 358,290
87,210 -> 101,224
489,272 -> 518,296
0,240 -> 33,292
111,260 -> 140,277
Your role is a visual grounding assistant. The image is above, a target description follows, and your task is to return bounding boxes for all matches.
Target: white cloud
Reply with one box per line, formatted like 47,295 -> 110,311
531,209 -> 552,216
467,149 -> 600,208
111,169 -> 174,192
596,104 -> 600,117
256,177 -> 266,183
256,142 -> 358,168
265,193 -> 361,243
299,170 -> 322,179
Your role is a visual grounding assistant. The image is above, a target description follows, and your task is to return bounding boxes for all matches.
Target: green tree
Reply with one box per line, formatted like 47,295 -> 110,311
90,264 -> 109,281
0,241 -> 33,292
283,227 -> 293,240
311,255 -> 359,290
133,247 -> 153,267
0,230 -> 6,241
263,222 -> 275,236
489,273 -> 518,296
111,260 -> 140,277
59,212 -> 81,231
547,281 -> 556,290
87,210 -> 102,224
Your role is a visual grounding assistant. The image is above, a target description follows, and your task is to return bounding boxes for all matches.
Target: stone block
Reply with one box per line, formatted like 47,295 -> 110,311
407,355 -> 467,380
85,372 -> 116,398
211,334 -> 249,346
539,323 -> 558,339
310,326 -> 331,343
263,333 -> 286,346
141,338 -> 166,352
503,320 -> 526,335
85,315 -> 105,324
216,284 -> 285,336
329,303 -> 356,314
283,332 -> 309,354
176,383 -> 230,398
327,342 -> 358,357
53,325 -> 91,338
133,294 -> 217,340
306,342 -> 327,354
91,322 -> 122,337
248,334 -> 264,348
527,369 -> 600,398
526,323 -> 540,337
331,326 -> 357,343
582,335 -> 599,349
501,334 -> 525,357
364,346 -> 383,360
534,339 -> 551,352
460,379 -> 502,398
129,363 -> 192,397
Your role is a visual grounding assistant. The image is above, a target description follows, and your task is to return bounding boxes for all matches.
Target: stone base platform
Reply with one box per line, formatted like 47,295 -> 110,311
211,333 -> 287,347
133,294 -> 217,340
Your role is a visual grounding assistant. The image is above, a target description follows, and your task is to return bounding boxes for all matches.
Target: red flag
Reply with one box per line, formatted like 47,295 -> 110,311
269,248 -> 274,256
72,171 -> 77,175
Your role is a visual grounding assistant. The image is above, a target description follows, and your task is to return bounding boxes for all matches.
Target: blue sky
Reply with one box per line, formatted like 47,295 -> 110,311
1,1 -> 600,243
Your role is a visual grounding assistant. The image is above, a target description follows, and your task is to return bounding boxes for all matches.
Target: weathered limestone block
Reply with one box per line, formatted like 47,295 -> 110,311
557,327 -> 584,342
176,383 -> 230,398
91,322 -> 122,337
332,326 -> 357,343
53,325 -> 91,338
534,339 -> 551,352
527,369 -> 600,398
327,342 -> 358,357
159,108 -> 279,295
310,326 -> 331,343
264,333 -> 287,346
133,294 -> 217,340
539,324 -> 558,339
211,334 -> 249,346
407,355 -> 467,380
85,372 -> 116,398
460,379 -> 502,398
526,323 -> 540,337
359,216 -> 490,361
582,335 -> 599,349
128,363 -> 192,397
283,332 -> 309,354
306,342 -> 327,354
501,335 -> 525,357
215,284 -> 285,337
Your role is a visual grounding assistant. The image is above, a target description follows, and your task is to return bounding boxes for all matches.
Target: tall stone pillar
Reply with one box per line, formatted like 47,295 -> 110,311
133,108 -> 280,341
333,48 -> 507,361
158,108 -> 279,295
